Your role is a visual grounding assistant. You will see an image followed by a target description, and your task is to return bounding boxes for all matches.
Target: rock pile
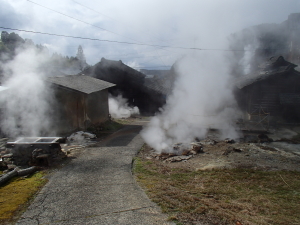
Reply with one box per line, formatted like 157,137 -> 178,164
149,142 -> 204,163
147,138 -> 245,163
67,131 -> 97,146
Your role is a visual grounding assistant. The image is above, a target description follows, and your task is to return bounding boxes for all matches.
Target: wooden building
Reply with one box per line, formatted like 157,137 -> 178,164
235,56 -> 300,123
47,75 -> 115,133
82,58 -> 172,115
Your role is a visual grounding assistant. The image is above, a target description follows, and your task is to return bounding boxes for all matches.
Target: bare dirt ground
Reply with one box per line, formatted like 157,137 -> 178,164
138,128 -> 300,172
135,125 -> 300,224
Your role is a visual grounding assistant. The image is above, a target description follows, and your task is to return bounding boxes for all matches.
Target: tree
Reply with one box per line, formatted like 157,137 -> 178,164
1,31 -> 9,43
76,45 -> 88,70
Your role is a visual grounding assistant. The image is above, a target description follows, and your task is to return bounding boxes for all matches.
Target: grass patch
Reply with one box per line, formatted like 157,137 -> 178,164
101,120 -> 124,131
133,156 -> 300,225
0,171 -> 48,224
86,120 -> 124,137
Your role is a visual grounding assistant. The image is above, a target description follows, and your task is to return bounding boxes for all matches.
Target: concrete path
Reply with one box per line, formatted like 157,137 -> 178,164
17,124 -> 171,225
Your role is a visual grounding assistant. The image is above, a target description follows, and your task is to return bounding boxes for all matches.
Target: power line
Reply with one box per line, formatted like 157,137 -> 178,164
72,0 -> 116,22
0,26 -> 167,48
26,0 -> 142,43
13,1 -> 259,53
72,0 -> 165,42
71,0 -> 183,57
0,26 -> 251,52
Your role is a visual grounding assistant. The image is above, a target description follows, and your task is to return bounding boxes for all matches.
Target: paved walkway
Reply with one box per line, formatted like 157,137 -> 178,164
17,124 -> 171,225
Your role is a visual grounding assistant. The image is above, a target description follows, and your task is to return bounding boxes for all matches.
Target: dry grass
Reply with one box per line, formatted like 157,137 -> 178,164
0,171 -> 48,224
134,157 -> 300,225
113,118 -> 133,125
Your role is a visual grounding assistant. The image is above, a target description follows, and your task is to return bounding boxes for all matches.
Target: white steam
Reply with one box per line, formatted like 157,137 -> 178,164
240,44 -> 256,75
109,94 -> 140,118
0,47 -> 54,137
141,53 -> 241,153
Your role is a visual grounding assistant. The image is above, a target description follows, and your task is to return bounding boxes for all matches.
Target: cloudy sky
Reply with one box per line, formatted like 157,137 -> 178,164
1,0 -> 299,69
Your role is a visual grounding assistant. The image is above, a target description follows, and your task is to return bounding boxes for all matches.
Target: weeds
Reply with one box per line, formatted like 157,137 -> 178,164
134,156 -> 300,225
0,171 -> 48,224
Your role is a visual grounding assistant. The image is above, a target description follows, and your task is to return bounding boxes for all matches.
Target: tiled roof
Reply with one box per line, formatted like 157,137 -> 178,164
47,75 -> 115,94
236,56 -> 299,89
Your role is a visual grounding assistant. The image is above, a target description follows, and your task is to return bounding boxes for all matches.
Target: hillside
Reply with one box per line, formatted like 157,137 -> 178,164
0,31 -> 88,81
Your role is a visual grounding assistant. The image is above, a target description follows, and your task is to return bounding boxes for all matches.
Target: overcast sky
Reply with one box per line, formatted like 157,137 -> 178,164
1,0 -> 299,69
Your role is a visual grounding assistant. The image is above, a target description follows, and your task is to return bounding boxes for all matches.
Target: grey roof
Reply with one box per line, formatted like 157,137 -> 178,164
236,66 -> 294,89
236,56 -> 299,89
142,68 -> 175,96
144,77 -> 172,95
140,69 -> 170,77
47,75 -> 115,94
79,58 -> 146,92
99,58 -> 145,78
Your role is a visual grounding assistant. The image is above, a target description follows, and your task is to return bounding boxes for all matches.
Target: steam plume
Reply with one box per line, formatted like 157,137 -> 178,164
109,94 -> 140,118
0,47 -> 54,137
141,53 -> 241,153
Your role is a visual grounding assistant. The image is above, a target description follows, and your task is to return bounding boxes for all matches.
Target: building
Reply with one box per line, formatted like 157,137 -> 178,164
47,75 -> 115,133
235,56 -> 300,124
82,58 -> 171,115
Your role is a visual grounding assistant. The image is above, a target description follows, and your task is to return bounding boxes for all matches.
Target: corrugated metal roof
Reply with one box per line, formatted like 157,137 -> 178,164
47,75 -> 115,94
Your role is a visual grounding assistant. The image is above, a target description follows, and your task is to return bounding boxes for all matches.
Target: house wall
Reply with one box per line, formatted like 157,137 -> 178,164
86,90 -> 109,125
52,87 -> 109,134
237,72 -> 300,122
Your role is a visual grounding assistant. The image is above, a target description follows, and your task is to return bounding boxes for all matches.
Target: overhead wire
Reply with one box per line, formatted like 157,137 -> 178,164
0,24 -> 178,69
72,0 -> 166,43
24,0 -> 261,70
26,0 -> 182,59
26,0 -> 143,43
5,0 -> 281,71
0,24 -> 182,68
0,26 -> 251,52
154,49 -> 167,67
71,0 -> 185,59
27,0 -> 186,63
